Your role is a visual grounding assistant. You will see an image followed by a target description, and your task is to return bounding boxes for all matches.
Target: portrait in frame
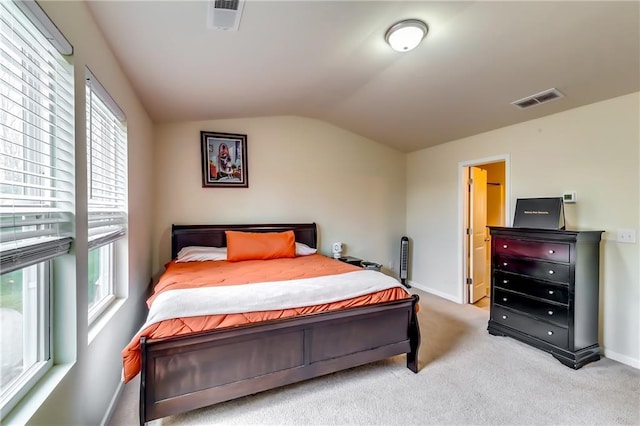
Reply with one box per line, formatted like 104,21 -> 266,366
200,131 -> 248,188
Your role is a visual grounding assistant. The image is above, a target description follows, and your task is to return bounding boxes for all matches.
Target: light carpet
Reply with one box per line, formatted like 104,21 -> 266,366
108,289 -> 640,425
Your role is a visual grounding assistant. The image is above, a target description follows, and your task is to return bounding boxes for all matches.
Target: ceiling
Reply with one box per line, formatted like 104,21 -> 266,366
86,1 -> 640,153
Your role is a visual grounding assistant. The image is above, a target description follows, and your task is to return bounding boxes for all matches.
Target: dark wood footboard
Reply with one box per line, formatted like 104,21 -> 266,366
140,294 -> 420,424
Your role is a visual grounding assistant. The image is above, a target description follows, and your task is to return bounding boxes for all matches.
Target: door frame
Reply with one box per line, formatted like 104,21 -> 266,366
458,154 -> 511,305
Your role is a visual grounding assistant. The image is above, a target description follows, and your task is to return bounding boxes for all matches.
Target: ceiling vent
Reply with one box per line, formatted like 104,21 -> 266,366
207,0 -> 245,31
511,88 -> 565,109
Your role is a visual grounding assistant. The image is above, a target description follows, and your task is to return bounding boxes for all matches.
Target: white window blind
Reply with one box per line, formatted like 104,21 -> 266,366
0,1 -> 74,274
86,70 -> 126,250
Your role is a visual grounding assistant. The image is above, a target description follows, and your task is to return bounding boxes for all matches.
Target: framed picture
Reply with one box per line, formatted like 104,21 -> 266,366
200,131 -> 248,188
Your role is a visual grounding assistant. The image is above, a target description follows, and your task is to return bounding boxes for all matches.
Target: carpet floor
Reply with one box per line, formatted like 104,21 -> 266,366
108,289 -> 640,425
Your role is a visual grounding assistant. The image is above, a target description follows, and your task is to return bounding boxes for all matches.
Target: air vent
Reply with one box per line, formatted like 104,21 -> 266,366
511,88 -> 565,109
207,0 -> 245,31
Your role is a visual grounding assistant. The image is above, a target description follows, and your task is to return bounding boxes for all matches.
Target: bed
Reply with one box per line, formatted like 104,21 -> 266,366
131,223 -> 420,424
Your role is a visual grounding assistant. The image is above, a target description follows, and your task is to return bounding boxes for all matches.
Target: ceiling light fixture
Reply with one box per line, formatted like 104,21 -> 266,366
385,19 -> 428,52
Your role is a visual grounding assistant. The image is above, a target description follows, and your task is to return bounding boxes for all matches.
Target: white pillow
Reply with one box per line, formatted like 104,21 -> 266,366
176,246 -> 227,262
295,242 -> 317,256
176,243 -> 316,261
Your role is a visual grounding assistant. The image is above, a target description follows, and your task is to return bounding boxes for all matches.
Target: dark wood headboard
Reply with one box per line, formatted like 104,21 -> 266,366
171,223 -> 318,259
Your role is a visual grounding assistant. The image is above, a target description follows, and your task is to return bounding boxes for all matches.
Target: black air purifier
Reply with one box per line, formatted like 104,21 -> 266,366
400,236 -> 410,288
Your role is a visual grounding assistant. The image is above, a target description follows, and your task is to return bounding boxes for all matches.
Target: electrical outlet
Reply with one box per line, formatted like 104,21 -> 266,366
617,229 -> 637,244
388,260 -> 394,269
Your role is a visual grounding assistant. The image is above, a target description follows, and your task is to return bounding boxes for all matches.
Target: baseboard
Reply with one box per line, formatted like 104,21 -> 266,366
408,281 -> 459,303
603,348 -> 640,369
100,377 -> 125,426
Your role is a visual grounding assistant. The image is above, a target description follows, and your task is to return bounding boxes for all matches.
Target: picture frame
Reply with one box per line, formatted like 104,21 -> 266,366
200,131 -> 248,188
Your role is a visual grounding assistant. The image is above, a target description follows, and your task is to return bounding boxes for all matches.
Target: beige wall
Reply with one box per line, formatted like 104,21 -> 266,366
153,116 -> 406,276
8,2 -> 155,425
407,92 -> 640,367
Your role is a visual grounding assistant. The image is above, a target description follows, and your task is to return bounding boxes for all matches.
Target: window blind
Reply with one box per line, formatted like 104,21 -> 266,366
0,1 -> 74,274
86,70 -> 127,250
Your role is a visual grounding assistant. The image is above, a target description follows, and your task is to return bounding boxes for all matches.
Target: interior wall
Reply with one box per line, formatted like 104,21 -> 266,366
481,162 -> 505,226
482,162 -> 505,187
407,92 -> 640,367
152,116 -> 406,277
10,2 -> 155,424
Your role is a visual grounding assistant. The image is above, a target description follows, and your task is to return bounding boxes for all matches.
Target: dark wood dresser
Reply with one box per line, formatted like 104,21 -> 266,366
487,226 -> 603,369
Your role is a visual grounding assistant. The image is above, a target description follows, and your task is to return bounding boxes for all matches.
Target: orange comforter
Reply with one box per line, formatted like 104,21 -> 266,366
122,254 -> 410,383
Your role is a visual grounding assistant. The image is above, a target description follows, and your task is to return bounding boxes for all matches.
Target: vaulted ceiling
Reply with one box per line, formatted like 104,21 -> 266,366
86,1 -> 640,152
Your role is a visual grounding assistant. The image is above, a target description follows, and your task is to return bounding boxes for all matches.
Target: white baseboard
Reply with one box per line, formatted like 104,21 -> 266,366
100,377 -> 125,426
408,281 -> 460,303
603,348 -> 640,369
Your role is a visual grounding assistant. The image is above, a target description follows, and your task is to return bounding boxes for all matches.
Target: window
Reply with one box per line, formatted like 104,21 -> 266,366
88,242 -> 113,318
86,69 -> 126,323
0,264 -> 48,409
0,0 -> 73,417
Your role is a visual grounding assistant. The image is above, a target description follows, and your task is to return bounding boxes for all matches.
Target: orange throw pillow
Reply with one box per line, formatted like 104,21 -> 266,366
226,230 -> 296,261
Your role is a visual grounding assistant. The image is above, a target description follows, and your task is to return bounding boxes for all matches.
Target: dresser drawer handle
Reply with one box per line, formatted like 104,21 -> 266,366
503,262 -> 508,266
503,279 -> 509,284
502,297 -> 508,302
548,310 -> 554,316
547,331 -> 554,336
503,244 -> 508,249
502,315 -> 508,320
548,270 -> 555,275
548,249 -> 555,254
548,290 -> 554,295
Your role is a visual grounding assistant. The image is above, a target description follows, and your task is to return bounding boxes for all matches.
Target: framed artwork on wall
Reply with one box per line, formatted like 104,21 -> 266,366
200,131 -> 248,188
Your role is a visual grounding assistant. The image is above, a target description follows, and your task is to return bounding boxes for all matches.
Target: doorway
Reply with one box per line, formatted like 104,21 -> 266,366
459,155 -> 509,306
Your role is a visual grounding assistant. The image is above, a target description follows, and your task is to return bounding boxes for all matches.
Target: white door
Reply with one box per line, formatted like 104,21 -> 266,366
469,167 -> 488,303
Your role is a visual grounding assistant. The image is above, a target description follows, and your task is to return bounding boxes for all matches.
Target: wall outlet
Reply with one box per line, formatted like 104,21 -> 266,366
617,229 -> 637,244
388,260 -> 394,269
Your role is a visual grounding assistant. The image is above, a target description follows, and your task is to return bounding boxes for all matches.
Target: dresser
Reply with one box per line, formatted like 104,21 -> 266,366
487,227 -> 603,369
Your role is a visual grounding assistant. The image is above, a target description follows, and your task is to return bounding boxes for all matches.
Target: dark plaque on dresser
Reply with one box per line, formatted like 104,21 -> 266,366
513,197 -> 565,229
487,227 -> 603,369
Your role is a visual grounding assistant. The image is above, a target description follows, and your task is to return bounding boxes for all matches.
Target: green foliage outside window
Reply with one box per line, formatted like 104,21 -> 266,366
0,270 -> 23,312
88,248 -> 100,304
2,250 -> 102,311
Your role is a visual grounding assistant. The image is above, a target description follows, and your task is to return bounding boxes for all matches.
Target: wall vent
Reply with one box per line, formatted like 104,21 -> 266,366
511,88 -> 564,109
207,0 -> 245,31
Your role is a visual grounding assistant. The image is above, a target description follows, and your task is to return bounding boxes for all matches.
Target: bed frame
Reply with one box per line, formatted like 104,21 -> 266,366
139,223 -> 420,424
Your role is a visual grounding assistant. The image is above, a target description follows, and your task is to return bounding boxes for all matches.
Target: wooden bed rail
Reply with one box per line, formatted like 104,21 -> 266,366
139,294 -> 420,424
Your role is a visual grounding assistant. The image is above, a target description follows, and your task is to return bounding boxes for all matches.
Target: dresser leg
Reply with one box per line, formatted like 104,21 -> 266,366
552,346 -> 601,369
487,324 -> 507,337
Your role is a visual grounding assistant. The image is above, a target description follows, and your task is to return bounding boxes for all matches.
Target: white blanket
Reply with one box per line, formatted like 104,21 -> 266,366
141,270 -> 404,332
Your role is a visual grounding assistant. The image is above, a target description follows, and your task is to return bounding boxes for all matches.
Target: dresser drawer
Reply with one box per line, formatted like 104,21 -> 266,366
494,272 -> 569,304
492,305 -> 568,348
495,238 -> 570,262
495,256 -> 570,283
494,288 -> 568,326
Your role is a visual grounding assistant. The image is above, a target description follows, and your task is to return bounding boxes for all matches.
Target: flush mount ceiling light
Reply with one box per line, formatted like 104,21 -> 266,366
385,19 -> 428,52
